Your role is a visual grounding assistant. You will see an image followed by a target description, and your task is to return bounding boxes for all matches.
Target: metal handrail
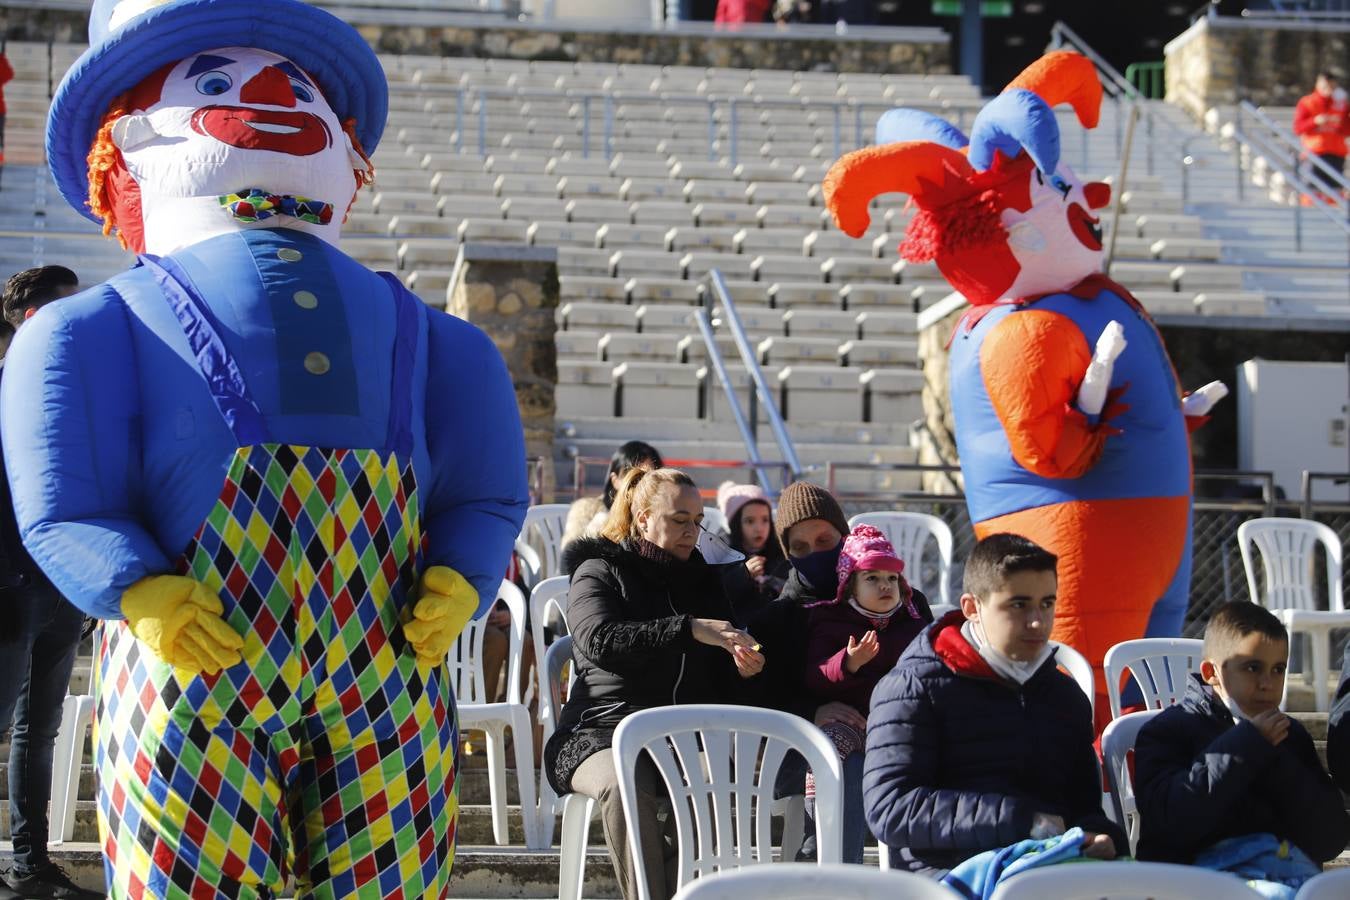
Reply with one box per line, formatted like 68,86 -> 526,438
691,306 -> 777,491
426,84 -> 985,163
1229,123 -> 1350,247
707,269 -> 803,480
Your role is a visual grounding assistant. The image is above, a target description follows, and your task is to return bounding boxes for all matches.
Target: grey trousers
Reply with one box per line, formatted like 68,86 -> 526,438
571,748 -> 678,900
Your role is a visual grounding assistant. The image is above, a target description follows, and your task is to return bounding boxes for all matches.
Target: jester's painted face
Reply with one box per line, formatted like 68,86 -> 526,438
109,47 -> 365,253
1000,162 -> 1112,302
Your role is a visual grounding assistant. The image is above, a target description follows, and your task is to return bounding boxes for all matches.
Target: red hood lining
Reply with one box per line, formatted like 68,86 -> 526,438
930,609 -> 999,681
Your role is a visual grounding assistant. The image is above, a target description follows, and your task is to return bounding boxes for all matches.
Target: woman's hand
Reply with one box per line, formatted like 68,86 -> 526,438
1081,833 -> 1117,859
813,701 -> 867,733
691,618 -> 763,678
745,555 -> 767,580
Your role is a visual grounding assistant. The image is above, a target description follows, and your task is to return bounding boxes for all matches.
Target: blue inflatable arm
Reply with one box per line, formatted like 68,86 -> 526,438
0,289 -> 173,619
421,310 -> 528,617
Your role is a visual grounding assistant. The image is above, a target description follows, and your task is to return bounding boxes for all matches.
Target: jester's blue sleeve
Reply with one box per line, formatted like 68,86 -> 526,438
421,308 -> 528,616
0,288 -> 173,619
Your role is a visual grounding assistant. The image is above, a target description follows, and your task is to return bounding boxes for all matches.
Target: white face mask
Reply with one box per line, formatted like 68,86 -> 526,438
111,47 -> 366,253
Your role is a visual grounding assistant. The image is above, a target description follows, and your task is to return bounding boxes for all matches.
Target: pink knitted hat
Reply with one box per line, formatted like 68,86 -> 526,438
717,481 -> 771,526
835,524 -> 907,602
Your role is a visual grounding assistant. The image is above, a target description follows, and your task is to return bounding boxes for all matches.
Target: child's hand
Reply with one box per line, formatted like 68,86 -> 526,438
745,555 -> 767,580
1081,833 -> 1117,859
1251,708 -> 1291,746
845,630 -> 880,674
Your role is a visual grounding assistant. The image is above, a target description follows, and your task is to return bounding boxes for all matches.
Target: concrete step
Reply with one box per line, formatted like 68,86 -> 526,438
0,800 -> 603,847
0,841 -> 624,898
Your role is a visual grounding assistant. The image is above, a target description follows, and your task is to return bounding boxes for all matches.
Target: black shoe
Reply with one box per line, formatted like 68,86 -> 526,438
0,869 -> 22,900
2,864 -> 102,899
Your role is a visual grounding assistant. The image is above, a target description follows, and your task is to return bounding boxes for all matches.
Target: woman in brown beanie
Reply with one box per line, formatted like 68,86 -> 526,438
743,481 -> 932,861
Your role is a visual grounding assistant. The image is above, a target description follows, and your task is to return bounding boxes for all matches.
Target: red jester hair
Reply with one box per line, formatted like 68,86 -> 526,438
898,152 -> 1035,264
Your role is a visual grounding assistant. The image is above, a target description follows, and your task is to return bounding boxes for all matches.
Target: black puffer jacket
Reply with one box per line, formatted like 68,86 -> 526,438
545,537 -> 742,794
1134,673 -> 1349,864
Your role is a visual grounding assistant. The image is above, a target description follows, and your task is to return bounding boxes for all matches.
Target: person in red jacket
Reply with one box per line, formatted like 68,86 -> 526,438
715,0 -> 772,24
1293,72 -> 1350,195
0,51 -> 13,185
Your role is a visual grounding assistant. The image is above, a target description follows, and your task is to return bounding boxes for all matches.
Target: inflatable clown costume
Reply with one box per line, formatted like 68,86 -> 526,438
2,0 -> 528,896
824,53 -> 1225,715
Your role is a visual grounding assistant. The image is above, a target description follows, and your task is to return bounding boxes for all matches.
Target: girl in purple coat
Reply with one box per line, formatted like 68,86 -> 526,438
802,524 -> 930,861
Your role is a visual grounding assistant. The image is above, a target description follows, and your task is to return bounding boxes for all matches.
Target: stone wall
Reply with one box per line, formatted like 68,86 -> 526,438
447,243 -> 559,503
2,4 -> 950,77
1166,15 -> 1350,117
354,21 -> 950,74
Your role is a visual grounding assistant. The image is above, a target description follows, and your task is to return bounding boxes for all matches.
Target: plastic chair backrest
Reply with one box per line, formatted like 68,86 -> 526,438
1238,517 -> 1345,614
1050,641 -> 1095,721
518,503 -> 572,587
1100,709 -> 1161,855
530,575 -> 571,713
1295,868 -> 1350,900
847,511 -> 954,607
448,579 -> 527,705
671,862 -> 955,900
1103,638 -> 1204,721
988,860 -> 1264,899
544,635 -> 574,730
613,704 -> 844,900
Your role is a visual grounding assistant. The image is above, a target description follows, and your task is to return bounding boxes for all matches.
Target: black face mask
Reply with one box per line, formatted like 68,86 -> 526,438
790,539 -> 844,598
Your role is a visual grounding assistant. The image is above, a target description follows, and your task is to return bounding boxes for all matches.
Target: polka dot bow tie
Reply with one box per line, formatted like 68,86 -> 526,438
219,188 -> 334,225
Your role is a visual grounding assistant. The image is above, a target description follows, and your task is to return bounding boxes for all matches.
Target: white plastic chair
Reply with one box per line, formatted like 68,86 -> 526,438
988,860 -> 1265,899
48,693 -> 95,843
1051,641 -> 1095,722
1295,868 -> 1350,899
1103,638 -> 1204,721
529,575 -> 571,845
671,862 -> 954,899
448,579 -> 544,848
1238,517 -> 1348,712
515,503 -> 572,589
542,636 -> 598,900
847,511 -> 954,607
1100,709 -> 1161,856
613,704 -> 844,900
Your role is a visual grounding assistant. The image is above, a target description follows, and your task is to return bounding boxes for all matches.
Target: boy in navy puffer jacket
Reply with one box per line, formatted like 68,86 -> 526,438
1134,601 -> 1348,866
864,533 -> 1124,877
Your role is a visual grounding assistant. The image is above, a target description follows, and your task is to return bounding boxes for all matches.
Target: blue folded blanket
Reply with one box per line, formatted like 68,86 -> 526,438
941,827 -> 1090,900
1193,833 -> 1322,900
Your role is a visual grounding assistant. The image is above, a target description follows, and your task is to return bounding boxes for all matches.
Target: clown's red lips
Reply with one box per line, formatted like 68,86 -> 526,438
1067,202 -> 1103,251
191,106 -> 331,156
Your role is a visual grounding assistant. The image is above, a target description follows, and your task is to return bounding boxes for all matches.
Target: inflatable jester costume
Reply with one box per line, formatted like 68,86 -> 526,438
824,53 -> 1226,720
2,1 -> 528,896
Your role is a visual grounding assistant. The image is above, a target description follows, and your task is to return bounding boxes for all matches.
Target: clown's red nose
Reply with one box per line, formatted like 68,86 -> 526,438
1084,182 -> 1111,210
240,66 -> 296,108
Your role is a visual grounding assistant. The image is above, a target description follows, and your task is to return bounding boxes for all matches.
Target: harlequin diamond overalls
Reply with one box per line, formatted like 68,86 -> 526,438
94,256 -> 458,899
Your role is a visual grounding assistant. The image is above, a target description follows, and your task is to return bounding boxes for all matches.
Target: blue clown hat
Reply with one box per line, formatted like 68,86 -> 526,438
46,0 -> 388,221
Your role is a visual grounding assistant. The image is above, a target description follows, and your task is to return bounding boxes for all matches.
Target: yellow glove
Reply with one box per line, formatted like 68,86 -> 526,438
121,575 -> 245,675
403,566 -> 479,669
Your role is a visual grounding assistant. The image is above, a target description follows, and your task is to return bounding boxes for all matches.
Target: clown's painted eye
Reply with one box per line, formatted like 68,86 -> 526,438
1050,174 -> 1072,199
195,71 -> 233,96
289,79 -> 314,103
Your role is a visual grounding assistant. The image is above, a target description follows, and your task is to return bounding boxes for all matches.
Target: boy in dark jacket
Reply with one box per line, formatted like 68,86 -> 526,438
864,533 -> 1123,877
1134,601 -> 1349,866
1329,641 -> 1350,793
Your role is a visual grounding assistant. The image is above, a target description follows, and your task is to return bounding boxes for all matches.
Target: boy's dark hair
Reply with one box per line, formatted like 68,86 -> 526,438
962,532 -> 1058,599
1203,601 -> 1288,661
3,266 -> 79,328
602,440 -> 664,509
1318,71 -> 1339,83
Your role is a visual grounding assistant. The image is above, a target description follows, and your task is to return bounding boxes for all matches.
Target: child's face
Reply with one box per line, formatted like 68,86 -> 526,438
738,502 -> 772,553
1202,633 -> 1288,718
961,568 -> 1057,662
853,568 -> 902,614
